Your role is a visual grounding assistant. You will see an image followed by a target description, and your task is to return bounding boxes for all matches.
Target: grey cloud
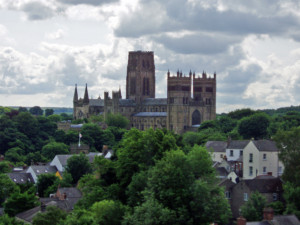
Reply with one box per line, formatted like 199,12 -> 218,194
21,2 -> 55,20
154,33 -> 241,54
56,0 -> 118,6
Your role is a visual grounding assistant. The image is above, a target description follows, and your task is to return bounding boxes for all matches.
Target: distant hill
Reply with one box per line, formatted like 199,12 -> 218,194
9,106 -> 73,115
259,105 -> 300,116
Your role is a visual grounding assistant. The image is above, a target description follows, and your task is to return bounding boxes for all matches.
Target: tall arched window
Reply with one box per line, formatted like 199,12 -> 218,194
192,110 -> 201,125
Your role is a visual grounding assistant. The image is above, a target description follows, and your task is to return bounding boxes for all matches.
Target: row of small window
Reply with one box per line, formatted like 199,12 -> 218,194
225,192 -> 278,201
249,153 -> 267,163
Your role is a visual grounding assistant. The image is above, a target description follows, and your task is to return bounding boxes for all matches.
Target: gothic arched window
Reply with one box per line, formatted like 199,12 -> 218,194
192,110 -> 201,125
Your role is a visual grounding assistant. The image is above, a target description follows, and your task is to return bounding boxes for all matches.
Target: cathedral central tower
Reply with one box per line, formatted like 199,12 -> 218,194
126,51 -> 155,104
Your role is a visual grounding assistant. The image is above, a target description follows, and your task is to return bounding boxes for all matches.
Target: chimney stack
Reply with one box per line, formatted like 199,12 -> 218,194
263,207 -> 274,221
237,216 -> 246,225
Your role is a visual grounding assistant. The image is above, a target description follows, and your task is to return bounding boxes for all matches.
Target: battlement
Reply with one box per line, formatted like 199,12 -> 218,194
193,71 -> 216,80
167,70 -> 192,80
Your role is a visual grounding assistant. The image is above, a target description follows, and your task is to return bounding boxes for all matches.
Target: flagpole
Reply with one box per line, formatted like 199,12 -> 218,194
78,133 -> 81,147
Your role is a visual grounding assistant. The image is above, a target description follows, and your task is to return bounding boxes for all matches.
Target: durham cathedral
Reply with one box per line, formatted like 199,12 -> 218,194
73,51 -> 216,134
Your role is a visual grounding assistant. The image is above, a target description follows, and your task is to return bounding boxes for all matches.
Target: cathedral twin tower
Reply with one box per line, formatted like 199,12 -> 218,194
73,51 -> 216,134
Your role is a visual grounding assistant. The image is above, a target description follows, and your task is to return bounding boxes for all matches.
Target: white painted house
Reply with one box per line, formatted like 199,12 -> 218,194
243,140 -> 284,179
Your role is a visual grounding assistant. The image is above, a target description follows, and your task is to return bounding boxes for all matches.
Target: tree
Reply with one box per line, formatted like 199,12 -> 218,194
238,113 -> 270,139
36,173 -> 60,197
29,106 -> 44,116
90,200 -> 126,225
32,206 -> 67,225
5,147 -> 25,163
4,191 -> 39,216
0,161 -> 11,173
14,112 -> 38,138
241,191 -> 267,221
218,116 -> 237,133
228,108 -> 256,120
105,113 -> 129,129
122,197 -> 176,225
41,142 -> 69,160
0,214 -> 24,225
47,114 -> 61,123
66,154 -> 92,184
59,209 -> 95,225
45,109 -> 54,117
18,107 -> 28,113
274,127 -> 300,185
0,174 -> 19,206
283,182 -> 300,218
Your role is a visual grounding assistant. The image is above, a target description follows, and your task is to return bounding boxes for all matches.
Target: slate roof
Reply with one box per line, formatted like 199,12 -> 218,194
119,99 -> 136,106
55,155 -> 73,167
227,140 -> 249,149
252,140 -> 278,152
218,179 -> 236,189
205,141 -> 227,152
29,165 -> 57,174
57,187 -> 82,198
87,152 -> 102,163
133,112 -> 167,117
142,98 -> 167,105
7,172 -> 34,184
89,99 -> 104,106
244,177 -> 283,193
216,167 -> 229,177
247,215 -> 300,225
70,124 -> 83,128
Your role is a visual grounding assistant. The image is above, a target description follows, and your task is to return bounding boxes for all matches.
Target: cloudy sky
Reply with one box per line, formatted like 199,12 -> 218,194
1,0 -> 300,113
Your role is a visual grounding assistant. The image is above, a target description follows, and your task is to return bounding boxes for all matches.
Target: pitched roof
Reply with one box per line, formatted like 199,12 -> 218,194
252,140 -> 278,152
29,165 -> 57,174
89,99 -> 104,106
216,167 -> 229,177
218,179 -> 236,189
119,99 -> 136,106
243,177 -> 283,193
246,215 -> 300,225
133,112 -> 167,117
55,155 -> 73,167
142,98 -> 167,105
58,187 -> 82,198
227,140 -> 249,149
7,172 -> 34,184
205,141 -> 227,152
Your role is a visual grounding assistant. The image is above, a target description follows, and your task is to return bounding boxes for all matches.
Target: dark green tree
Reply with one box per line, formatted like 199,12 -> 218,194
218,116 -> 237,133
228,108 -> 256,120
32,206 -> 67,225
29,106 -> 43,116
238,113 -> 270,139
45,109 -> 54,117
241,191 -> 267,221
18,107 -> 28,113
4,191 -> 39,216
105,113 -> 129,129
0,161 -> 11,173
41,142 -> 69,160
36,173 -> 60,197
0,174 -> 19,206
47,114 -> 61,123
0,214 -> 24,225
66,154 -> 92,184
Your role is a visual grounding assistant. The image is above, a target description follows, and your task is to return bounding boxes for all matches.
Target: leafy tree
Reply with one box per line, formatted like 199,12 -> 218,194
45,109 -> 54,117
267,201 -> 285,215
241,191 -> 267,221
32,206 -> 67,225
198,120 -> 219,131
274,127 -> 300,185
0,161 -> 11,173
59,209 -> 95,225
25,152 -> 47,166
105,113 -> 129,129
18,107 -> 28,113
0,174 -> 19,206
66,154 -> 92,184
126,170 -> 148,207
122,197 -> 176,225
88,115 -> 103,123
14,112 -> 39,138
90,200 -> 126,225
0,214 -> 24,225
36,173 -> 60,197
29,106 -> 43,116
47,114 -> 61,123
238,113 -> 270,139
283,182 -> 300,218
41,142 -> 69,160
228,108 -> 256,120
4,191 -> 39,216
36,116 -> 57,138
5,147 -> 25,163
218,116 -> 237,133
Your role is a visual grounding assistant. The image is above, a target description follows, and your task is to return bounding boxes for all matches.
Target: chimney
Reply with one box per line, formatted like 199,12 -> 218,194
237,216 -> 246,225
263,207 -> 274,221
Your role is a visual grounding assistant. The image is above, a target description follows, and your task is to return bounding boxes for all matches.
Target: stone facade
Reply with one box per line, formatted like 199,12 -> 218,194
73,51 -> 216,134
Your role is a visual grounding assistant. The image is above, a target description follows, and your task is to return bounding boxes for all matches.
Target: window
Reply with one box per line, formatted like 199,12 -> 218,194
278,167 -> 282,175
225,191 -> 231,199
230,150 -> 234,157
220,154 -> 223,159
169,97 -> 174,104
273,193 -> 278,201
249,166 -> 253,176
263,167 -> 267,174
263,153 -> 267,160
240,150 -> 243,156
244,193 -> 248,201
249,153 -> 253,163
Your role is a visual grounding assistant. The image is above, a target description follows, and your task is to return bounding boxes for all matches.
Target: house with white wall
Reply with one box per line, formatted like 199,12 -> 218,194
243,140 -> 284,179
206,141 -> 227,162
